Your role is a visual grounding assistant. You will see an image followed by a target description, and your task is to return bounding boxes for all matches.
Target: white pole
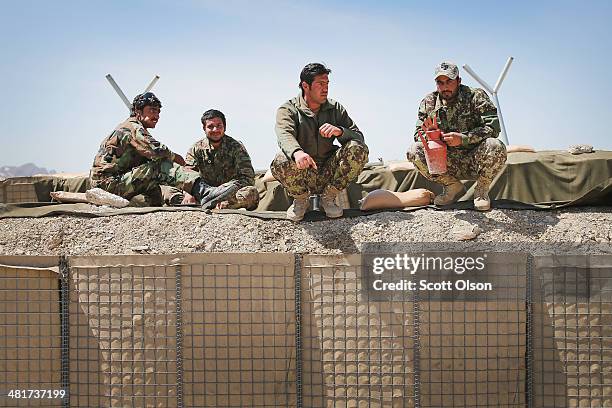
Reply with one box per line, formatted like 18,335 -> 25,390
493,57 -> 514,93
462,64 -> 494,94
492,93 -> 509,145
462,58 -> 513,145
143,75 -> 160,93
105,74 -> 132,112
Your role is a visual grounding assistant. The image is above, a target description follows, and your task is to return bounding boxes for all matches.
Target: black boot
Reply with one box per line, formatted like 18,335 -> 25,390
191,179 -> 238,210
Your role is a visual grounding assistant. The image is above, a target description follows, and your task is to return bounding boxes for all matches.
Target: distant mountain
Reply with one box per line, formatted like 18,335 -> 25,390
0,163 -> 56,179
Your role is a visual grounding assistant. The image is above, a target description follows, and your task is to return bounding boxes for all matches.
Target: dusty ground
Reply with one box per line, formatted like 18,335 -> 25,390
0,206 -> 610,256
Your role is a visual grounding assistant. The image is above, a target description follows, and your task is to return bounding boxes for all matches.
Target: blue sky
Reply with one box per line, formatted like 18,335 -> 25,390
1,0 -> 611,172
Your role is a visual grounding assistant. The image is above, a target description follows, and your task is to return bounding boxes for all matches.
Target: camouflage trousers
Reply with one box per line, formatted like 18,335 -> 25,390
270,140 -> 369,197
407,138 -> 507,186
162,183 -> 260,210
90,159 -> 200,204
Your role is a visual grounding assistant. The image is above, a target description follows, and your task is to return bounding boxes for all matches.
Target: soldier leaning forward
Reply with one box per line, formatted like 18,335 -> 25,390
407,61 -> 507,211
271,62 -> 369,222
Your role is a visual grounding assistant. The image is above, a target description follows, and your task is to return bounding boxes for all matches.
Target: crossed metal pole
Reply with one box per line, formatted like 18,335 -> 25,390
105,74 -> 160,112
462,57 -> 513,145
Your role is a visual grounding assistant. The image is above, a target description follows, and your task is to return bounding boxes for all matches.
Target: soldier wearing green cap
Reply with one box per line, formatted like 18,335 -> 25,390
90,93 -> 236,208
407,61 -> 507,211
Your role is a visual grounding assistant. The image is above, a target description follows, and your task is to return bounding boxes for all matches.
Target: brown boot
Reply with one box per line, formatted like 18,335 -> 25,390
474,178 -> 492,211
321,186 -> 343,218
286,193 -> 310,222
433,182 -> 465,206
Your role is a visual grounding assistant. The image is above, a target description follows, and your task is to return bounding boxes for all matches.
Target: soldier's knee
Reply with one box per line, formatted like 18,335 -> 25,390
484,138 -> 506,153
344,141 -> 369,163
407,142 -> 426,162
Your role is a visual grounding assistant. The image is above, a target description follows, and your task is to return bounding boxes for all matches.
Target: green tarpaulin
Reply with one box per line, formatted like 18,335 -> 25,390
0,151 -> 610,219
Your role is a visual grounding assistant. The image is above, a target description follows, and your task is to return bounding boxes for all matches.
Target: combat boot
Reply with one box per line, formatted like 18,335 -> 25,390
474,177 -> 492,211
191,179 -> 238,210
321,185 -> 343,218
286,193 -> 310,222
433,182 -> 465,206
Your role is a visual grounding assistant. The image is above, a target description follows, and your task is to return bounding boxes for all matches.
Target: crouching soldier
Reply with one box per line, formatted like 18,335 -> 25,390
168,109 -> 259,210
271,63 -> 369,221
407,61 -> 507,211
90,92 -> 233,208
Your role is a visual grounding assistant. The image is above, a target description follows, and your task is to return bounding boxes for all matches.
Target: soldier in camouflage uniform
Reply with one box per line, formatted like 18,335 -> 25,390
167,109 -> 259,210
90,93 -> 232,208
407,61 -> 507,211
271,63 -> 369,221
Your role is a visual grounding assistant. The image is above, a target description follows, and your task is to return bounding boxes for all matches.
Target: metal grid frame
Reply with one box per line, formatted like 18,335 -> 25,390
181,258 -> 297,407
301,255 -> 418,407
532,254 -> 612,407
1,253 -> 612,407
69,262 -> 180,407
0,262 -> 65,407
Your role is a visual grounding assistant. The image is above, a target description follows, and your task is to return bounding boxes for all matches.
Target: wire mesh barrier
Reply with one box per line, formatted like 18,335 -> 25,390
532,255 -> 612,407
0,259 -> 65,407
301,255 -> 417,407
180,254 -> 296,407
0,253 -> 611,407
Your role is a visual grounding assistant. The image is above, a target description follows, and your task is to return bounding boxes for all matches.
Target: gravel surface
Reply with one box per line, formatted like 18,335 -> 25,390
0,206 -> 611,256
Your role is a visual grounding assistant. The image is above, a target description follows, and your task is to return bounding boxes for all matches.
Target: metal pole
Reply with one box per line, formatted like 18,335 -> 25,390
105,74 -> 132,112
492,93 -> 509,145
462,64 -> 494,94
493,57 -> 514,93
143,75 -> 160,93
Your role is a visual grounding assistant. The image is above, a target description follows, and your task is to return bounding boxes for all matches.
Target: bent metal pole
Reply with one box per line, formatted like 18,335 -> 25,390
462,57 -> 514,145
105,74 -> 161,113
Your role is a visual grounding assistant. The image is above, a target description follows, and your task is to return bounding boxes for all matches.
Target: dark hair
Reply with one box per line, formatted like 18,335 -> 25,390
131,92 -> 162,116
299,63 -> 331,94
201,109 -> 226,127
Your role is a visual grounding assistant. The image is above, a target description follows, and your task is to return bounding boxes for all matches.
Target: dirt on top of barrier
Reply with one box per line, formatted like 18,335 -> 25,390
0,206 -> 611,256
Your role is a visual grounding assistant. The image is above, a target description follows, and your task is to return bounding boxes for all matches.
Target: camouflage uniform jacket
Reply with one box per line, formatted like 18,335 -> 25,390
185,134 -> 255,188
414,85 -> 501,148
91,117 -> 176,181
276,94 -> 365,164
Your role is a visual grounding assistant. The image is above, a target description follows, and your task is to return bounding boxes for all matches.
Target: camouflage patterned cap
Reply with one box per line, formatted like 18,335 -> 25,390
434,61 -> 459,80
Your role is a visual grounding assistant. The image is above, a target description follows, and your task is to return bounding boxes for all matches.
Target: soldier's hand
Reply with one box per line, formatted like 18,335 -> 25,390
173,154 -> 187,166
442,132 -> 464,147
319,123 -> 342,138
293,151 -> 318,170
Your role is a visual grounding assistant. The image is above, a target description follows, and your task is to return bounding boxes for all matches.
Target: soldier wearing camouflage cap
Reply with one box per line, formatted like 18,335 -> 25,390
165,109 -> 259,210
90,93 -> 233,208
271,63 -> 369,221
407,61 -> 507,211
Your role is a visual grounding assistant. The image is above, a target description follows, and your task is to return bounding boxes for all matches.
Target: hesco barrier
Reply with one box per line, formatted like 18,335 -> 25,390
1,253 -> 611,407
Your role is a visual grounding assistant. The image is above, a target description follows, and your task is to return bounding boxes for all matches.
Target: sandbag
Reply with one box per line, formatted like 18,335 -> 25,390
360,188 -> 433,210
506,145 -> 536,153
50,191 -> 89,203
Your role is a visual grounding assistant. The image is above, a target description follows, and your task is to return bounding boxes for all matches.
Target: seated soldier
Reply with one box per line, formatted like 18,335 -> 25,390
407,61 -> 507,211
270,62 -> 369,221
90,92 -> 231,208
169,109 -> 259,210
